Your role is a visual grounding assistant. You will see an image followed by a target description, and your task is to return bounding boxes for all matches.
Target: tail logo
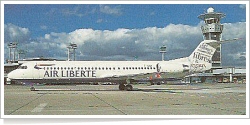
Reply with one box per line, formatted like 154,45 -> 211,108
193,52 -> 212,63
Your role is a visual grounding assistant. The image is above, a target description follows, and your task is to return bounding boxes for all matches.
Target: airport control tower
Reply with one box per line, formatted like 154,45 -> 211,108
198,7 -> 226,69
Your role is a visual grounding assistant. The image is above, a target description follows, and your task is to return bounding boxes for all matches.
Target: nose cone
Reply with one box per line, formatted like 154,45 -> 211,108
8,70 -> 18,80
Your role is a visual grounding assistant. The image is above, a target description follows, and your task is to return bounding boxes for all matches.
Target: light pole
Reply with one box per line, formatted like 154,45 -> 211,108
8,42 -> 18,63
67,43 -> 77,61
159,45 -> 166,61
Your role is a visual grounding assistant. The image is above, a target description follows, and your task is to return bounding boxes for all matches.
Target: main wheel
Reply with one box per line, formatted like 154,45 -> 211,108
119,84 -> 125,90
125,84 -> 133,91
30,86 -> 35,91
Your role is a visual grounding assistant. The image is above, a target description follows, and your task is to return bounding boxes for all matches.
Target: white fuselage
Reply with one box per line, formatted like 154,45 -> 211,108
8,58 -> 191,83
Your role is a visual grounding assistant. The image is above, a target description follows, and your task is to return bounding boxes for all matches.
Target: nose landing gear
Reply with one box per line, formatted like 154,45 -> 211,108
119,84 -> 133,91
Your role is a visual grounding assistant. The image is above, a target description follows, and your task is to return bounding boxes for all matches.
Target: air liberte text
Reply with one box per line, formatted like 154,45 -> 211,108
44,70 -> 96,78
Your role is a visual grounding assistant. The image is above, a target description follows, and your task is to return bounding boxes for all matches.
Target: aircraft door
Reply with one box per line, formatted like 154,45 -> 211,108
156,63 -> 162,72
156,63 -> 162,78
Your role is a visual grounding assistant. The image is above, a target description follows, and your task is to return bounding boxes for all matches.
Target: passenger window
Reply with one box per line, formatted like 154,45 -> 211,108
19,66 -> 27,69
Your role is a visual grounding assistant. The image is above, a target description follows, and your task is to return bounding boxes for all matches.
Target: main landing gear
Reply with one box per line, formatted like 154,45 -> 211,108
119,84 -> 133,91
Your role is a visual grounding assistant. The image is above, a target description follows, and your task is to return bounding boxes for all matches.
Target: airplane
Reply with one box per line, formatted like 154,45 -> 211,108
7,39 -> 232,91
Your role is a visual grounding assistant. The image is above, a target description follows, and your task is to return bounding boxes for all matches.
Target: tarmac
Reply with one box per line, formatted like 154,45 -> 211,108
3,83 -> 247,118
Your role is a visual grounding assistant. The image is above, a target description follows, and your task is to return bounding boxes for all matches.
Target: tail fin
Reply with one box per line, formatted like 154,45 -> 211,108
188,40 -> 219,72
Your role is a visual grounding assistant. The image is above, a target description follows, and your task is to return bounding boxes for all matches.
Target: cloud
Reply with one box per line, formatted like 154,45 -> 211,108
4,22 -> 246,67
239,4 -> 246,9
40,25 -> 48,30
46,5 -> 97,18
96,19 -> 103,23
4,23 -> 30,43
61,6 -> 84,17
99,5 -> 122,16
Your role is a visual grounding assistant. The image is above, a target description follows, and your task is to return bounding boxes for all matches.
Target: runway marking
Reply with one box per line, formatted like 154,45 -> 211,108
31,103 -> 48,112
8,94 -> 46,115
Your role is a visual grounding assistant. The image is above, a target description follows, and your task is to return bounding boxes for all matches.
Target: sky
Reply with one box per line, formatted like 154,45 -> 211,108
2,1 -> 248,67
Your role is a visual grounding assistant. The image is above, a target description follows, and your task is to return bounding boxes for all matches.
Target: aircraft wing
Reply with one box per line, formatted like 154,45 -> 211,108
100,72 -> 181,85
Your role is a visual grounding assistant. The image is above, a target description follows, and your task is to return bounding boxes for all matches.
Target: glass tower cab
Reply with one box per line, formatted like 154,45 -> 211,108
198,7 -> 226,69
198,7 -> 225,41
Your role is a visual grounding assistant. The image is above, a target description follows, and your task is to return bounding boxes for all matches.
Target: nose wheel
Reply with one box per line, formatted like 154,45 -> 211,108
119,84 -> 133,91
30,86 -> 35,91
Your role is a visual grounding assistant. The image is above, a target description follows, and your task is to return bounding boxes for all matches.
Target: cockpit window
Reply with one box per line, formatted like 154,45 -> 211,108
18,66 -> 27,69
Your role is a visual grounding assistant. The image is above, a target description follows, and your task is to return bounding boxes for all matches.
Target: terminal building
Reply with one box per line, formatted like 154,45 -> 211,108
184,67 -> 246,84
